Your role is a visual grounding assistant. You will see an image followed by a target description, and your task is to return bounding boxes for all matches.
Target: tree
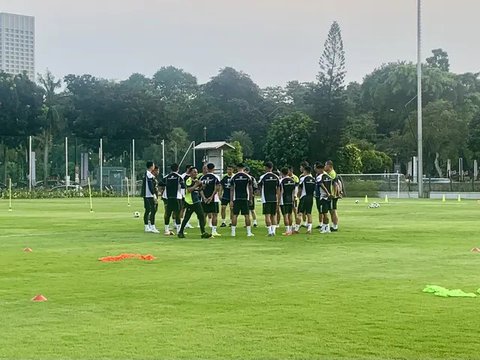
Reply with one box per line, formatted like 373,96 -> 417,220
337,144 -> 362,174
64,74 -> 169,159
468,112 -> 480,157
186,67 -> 268,158
223,141 -> 243,168
264,112 -> 314,167
0,73 -> 44,183
404,100 -> 468,177
152,66 -> 197,101
229,130 -> 254,158
317,21 -> 346,93
309,21 -> 347,160
340,113 -> 378,149
426,48 -> 450,72
361,150 -> 392,173
244,159 -> 264,179
38,70 -> 64,185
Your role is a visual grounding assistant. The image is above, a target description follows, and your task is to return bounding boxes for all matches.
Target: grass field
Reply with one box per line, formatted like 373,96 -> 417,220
1,197 -> 479,360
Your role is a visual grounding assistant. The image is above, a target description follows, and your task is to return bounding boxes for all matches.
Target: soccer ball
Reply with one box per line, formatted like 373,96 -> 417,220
133,211 -> 140,218
368,202 -> 380,209
355,200 -> 359,204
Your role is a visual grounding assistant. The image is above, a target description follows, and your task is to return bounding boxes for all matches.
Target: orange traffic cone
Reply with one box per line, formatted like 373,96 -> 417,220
32,294 -> 47,302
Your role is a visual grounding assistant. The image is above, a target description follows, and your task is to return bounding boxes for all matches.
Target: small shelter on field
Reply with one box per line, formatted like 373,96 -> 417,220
194,141 -> 235,175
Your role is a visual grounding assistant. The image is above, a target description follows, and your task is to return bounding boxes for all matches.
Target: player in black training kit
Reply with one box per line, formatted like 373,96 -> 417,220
258,161 -> 280,236
230,163 -> 254,237
162,163 -> 184,235
200,163 -> 221,237
220,165 -> 234,227
294,165 -> 316,234
279,167 -> 297,236
141,161 -> 158,233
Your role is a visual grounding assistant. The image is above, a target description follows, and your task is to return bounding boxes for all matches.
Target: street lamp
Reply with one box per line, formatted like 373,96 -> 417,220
417,0 -> 424,198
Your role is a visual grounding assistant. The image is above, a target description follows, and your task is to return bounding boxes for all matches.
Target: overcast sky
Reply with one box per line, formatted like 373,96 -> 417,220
1,0 -> 478,87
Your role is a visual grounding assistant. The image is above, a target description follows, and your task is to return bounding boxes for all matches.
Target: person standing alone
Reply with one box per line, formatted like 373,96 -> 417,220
141,161 -> 159,233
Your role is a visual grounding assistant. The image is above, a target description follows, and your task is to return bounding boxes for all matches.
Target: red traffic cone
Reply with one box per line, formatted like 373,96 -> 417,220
24,248 -> 32,252
32,294 -> 47,302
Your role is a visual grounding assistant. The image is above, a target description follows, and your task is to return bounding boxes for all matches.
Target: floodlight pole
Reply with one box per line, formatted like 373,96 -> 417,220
417,0 -> 424,198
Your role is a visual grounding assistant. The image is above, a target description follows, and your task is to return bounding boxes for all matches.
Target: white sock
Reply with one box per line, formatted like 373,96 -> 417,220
231,226 -> 236,236
273,225 -> 277,234
304,221 -> 308,227
294,224 -> 300,231
165,225 -> 170,232
307,223 -> 312,231
253,220 -> 258,225
145,224 -> 150,231
267,225 -> 272,234
333,224 -> 338,230
247,226 -> 252,235
212,226 -> 217,233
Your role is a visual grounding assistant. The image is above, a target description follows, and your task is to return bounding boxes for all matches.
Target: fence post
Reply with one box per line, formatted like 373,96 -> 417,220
99,138 -> 103,196
161,139 -> 165,177
132,139 -> 136,196
28,136 -> 32,192
65,137 -> 68,190
397,172 -> 401,199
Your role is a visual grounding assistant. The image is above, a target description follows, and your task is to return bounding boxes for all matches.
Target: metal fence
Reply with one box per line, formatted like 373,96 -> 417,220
340,173 -> 480,198
0,136 -> 195,196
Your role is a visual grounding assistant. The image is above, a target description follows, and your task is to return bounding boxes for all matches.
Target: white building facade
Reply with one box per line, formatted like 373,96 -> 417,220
0,13 -> 35,80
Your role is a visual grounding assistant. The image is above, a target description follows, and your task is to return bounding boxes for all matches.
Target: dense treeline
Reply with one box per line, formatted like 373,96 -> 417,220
1,22 -> 480,184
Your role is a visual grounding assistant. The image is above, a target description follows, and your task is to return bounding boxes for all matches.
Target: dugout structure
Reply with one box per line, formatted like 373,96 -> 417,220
194,142 -> 235,176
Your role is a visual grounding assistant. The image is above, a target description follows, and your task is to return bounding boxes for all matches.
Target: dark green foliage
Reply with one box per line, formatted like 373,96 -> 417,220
264,112 -> 313,168
337,144 -> 363,174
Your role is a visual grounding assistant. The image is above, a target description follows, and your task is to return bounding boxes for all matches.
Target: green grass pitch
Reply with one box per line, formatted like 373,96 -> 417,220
0,197 -> 479,359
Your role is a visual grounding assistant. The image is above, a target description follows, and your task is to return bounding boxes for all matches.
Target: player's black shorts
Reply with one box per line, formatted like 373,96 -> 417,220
280,204 -> 293,215
319,198 -> 331,214
249,197 -> 256,211
331,198 -> 338,210
166,198 -> 182,212
202,201 -> 219,214
221,198 -> 230,206
233,200 -> 250,216
144,197 -> 155,209
262,202 -> 277,215
298,196 -> 314,215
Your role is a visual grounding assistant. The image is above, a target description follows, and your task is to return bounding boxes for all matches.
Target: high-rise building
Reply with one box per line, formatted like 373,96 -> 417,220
0,12 -> 35,80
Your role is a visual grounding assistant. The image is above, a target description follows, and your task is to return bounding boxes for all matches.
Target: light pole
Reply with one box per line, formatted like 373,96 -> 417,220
417,0 -> 424,198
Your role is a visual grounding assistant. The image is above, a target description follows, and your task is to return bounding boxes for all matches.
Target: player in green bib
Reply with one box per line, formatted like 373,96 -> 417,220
325,160 -> 340,231
178,167 -> 212,239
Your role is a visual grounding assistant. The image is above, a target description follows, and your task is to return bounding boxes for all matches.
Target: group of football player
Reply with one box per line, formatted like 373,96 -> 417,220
141,160 -> 341,239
